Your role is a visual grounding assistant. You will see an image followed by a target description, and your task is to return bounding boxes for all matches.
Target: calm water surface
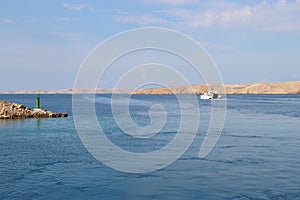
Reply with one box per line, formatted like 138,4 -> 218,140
0,94 -> 300,199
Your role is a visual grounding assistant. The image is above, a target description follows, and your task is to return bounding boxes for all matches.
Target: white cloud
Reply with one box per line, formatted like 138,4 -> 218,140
2,16 -> 37,25
118,0 -> 300,32
63,3 -> 87,11
2,19 -> 13,24
166,1 -> 300,30
53,32 -> 82,41
140,0 -> 196,5
200,41 -> 235,51
220,6 -> 252,25
54,16 -> 77,22
116,14 -> 168,26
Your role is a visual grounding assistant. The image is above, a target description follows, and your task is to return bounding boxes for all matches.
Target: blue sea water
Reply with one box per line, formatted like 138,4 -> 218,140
0,94 -> 300,199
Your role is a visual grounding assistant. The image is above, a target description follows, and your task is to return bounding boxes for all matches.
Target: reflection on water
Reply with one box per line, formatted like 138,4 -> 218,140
35,118 -> 41,128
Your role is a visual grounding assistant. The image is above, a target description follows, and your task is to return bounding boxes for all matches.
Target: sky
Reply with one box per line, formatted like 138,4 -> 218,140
1,0 -> 300,91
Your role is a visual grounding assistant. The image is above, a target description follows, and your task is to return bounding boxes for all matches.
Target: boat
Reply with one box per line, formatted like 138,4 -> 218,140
200,91 -> 221,100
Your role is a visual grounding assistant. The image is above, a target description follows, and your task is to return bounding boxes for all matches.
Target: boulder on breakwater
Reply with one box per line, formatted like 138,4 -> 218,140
0,100 -> 68,119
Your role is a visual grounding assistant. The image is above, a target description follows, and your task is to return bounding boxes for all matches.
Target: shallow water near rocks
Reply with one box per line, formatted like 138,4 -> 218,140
0,94 -> 300,199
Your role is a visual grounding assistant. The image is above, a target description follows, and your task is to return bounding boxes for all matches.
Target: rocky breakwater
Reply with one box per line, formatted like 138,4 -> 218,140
0,100 -> 68,119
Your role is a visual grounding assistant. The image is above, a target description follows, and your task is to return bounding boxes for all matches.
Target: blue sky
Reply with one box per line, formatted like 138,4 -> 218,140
1,0 -> 300,91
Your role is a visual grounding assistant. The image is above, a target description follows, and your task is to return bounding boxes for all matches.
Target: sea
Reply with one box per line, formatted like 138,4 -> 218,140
0,94 -> 300,200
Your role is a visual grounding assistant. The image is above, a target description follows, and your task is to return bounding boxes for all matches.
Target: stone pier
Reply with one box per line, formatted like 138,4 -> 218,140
0,100 -> 68,119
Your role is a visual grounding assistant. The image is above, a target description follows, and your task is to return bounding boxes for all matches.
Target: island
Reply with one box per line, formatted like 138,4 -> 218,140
0,81 -> 299,95
133,81 -> 300,95
0,100 -> 68,119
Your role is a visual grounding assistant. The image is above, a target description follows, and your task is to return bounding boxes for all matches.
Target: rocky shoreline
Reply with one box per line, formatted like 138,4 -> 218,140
0,100 -> 68,119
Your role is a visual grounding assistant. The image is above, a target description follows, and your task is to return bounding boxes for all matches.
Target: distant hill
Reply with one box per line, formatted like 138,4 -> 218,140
1,81 -> 299,95
0,90 -> 11,94
133,81 -> 300,95
223,81 -> 300,94
0,88 -> 135,94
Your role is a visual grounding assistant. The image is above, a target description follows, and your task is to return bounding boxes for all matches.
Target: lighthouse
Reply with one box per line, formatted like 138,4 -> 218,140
34,95 -> 41,110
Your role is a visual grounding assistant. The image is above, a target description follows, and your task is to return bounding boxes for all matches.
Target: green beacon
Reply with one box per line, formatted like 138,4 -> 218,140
35,95 -> 41,110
